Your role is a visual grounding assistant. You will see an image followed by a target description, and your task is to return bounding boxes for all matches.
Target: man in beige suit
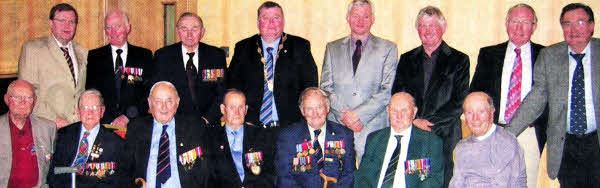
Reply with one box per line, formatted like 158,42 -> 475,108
18,3 -> 87,128
0,80 -> 56,187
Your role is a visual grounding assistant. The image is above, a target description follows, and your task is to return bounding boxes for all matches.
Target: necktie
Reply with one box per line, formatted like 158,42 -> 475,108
570,52 -> 587,135
382,135 -> 402,188
313,129 -> 323,170
352,40 -> 362,74
72,131 -> 90,174
231,130 -> 244,181
186,52 -> 198,103
60,47 -> 76,86
505,48 -> 522,123
260,47 -> 275,126
156,124 -> 171,188
115,49 -> 124,105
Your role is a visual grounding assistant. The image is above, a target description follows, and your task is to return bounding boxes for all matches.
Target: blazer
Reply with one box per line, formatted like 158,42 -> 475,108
355,127 -> 444,188
117,115 -> 215,188
507,38 -> 600,179
86,43 -> 153,124
47,123 -> 124,188
151,42 -> 226,125
275,120 -> 355,188
212,124 -> 275,188
18,35 -> 88,123
227,33 -> 318,126
0,114 -> 57,188
391,41 -> 469,145
470,41 -> 548,152
320,34 -> 398,162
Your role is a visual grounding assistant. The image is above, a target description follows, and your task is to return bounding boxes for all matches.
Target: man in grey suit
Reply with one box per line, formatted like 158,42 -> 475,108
507,3 -> 600,187
18,3 -> 87,129
320,0 -> 398,163
0,80 -> 56,187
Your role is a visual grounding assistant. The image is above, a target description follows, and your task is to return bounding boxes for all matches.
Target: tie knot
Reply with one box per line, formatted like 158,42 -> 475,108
266,47 -> 274,54
231,129 -> 238,136
514,48 -> 521,55
187,52 -> 195,58
570,52 -> 585,63
394,135 -> 402,142
60,47 -> 68,53
314,129 -> 321,137
83,131 -> 90,138
116,49 -> 123,54
356,40 -> 362,47
162,124 -> 169,131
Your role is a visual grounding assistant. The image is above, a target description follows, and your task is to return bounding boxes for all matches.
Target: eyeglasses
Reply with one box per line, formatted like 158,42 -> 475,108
561,20 -> 590,27
10,95 -> 34,103
53,18 -> 77,25
80,105 -> 102,112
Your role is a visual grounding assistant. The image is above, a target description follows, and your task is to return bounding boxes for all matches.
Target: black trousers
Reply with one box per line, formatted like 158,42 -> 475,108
558,131 -> 600,188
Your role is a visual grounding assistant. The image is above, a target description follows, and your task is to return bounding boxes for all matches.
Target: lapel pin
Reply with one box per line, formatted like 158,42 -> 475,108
220,145 -> 224,150
284,50 -> 287,53
180,143 -> 183,147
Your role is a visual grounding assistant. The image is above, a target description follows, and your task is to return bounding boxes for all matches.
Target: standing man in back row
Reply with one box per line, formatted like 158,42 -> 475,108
228,1 -> 318,128
320,0 -> 398,163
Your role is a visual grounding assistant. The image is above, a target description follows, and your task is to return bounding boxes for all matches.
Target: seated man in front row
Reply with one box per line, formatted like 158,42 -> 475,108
450,92 -> 526,187
212,89 -> 275,187
48,89 -> 124,187
276,87 -> 355,187
355,92 -> 444,188
118,81 -> 214,188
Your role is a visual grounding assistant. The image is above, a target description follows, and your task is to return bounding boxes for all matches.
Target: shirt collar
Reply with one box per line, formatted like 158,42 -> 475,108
261,37 -> 281,55
80,123 -> 100,135
153,118 -> 176,128
181,44 -> 199,56
52,34 -> 72,48
111,43 -> 128,53
391,125 -> 412,137
508,41 -> 531,54
226,124 -> 245,136
568,41 -> 592,55
475,124 -> 497,141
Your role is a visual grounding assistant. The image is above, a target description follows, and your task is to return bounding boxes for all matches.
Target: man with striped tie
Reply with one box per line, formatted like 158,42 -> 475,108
118,81 -> 215,188
355,92 -> 444,188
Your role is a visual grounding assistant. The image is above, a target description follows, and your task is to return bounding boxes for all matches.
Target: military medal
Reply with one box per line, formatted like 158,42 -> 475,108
300,157 -> 306,172
293,157 -> 299,172
127,75 -> 134,84
305,156 -> 312,171
179,146 -> 203,171
245,152 -> 263,175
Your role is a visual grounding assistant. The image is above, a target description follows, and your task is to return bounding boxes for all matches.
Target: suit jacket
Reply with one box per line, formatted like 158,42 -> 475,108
275,120 -> 355,188
18,35 -> 88,123
227,33 -> 318,126
0,114 -> 57,188
355,127 -> 444,188
391,41 -> 469,145
213,124 -> 275,188
47,123 -> 124,188
151,42 -> 226,125
470,41 -> 548,152
320,34 -> 398,162
507,38 -> 600,179
117,115 -> 215,188
86,43 -> 153,124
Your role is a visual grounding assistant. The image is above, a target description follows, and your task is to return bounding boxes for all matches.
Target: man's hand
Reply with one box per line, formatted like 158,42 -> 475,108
111,115 -> 129,129
55,117 -> 70,129
413,118 -> 434,132
340,110 -> 363,132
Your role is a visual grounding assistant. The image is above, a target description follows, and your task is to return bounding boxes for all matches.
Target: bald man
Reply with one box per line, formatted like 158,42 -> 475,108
0,80 -> 56,187
356,92 -> 444,188
118,81 -> 215,188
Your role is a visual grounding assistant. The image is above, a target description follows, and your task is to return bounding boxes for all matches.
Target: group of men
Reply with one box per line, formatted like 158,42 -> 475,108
1,0 -> 599,187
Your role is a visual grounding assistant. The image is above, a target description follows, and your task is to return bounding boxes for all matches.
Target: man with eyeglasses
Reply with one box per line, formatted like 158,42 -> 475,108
118,81 -> 215,188
506,3 -> 600,187
87,10 -> 153,129
18,3 -> 88,129
469,4 -> 546,187
151,12 -> 226,127
0,80 -> 56,187
47,89 -> 124,187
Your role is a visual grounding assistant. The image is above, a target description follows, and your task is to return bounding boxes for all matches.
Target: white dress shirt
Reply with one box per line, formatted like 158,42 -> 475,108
181,46 -> 199,73
53,34 -> 79,84
376,126 -> 412,188
111,43 -> 128,69
307,124 -> 326,155
498,42 -> 533,124
567,42 -> 597,134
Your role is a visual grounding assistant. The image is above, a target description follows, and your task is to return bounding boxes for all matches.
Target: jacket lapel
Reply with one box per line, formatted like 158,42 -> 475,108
138,118 -> 154,176
556,43 -> 570,108
46,35 -> 74,84
591,39 -> 600,126
174,117 -> 186,177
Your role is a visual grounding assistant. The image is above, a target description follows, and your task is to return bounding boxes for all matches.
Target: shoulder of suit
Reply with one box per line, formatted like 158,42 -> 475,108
479,41 -> 507,52
411,127 -> 442,143
283,34 -> 309,44
198,42 -> 225,56
57,121 -> 80,134
88,44 -> 110,56
401,46 -> 422,57
326,36 -> 350,47
99,125 -> 125,142
22,36 -> 52,49
30,115 -> 57,131
370,35 -> 397,48
155,42 -> 181,54
72,41 -> 88,52
543,41 -> 568,52
327,121 -> 352,135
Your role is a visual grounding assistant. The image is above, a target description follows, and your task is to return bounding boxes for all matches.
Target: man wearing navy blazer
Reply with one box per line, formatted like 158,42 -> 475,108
48,89 -> 124,187
151,12 -> 226,126
87,10 -> 152,128
355,92 -> 444,188
469,4 -> 546,187
227,1 -> 318,128
275,87 -> 355,188
213,89 -> 275,188
391,6 -> 468,187
118,81 -> 215,188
